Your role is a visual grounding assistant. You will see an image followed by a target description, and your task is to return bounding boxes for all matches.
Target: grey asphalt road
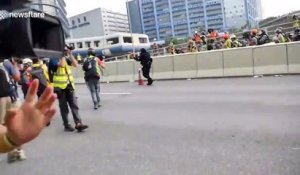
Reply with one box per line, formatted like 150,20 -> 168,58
1,76 -> 300,175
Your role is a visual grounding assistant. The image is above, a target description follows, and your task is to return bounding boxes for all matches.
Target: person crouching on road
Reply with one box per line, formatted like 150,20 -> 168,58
132,48 -> 153,86
50,46 -> 88,132
83,48 -> 105,110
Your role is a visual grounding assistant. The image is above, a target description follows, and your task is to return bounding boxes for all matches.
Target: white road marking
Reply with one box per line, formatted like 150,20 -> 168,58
101,93 -> 132,95
288,147 -> 300,150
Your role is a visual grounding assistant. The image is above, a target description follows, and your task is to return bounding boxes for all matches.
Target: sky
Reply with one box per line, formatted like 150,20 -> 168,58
65,0 -> 300,19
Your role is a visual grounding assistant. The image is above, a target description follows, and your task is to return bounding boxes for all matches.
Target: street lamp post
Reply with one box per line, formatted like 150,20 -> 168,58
126,0 -> 135,54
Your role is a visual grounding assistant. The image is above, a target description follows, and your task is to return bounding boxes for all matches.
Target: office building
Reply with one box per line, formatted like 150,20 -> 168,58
127,0 -> 226,41
224,0 -> 262,29
69,8 -> 130,39
30,0 -> 70,37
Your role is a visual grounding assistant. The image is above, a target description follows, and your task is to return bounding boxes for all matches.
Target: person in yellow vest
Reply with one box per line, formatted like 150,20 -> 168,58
169,42 -> 175,54
51,46 -> 88,132
224,35 -> 232,49
0,80 -> 56,154
82,48 -> 105,109
293,15 -> 300,29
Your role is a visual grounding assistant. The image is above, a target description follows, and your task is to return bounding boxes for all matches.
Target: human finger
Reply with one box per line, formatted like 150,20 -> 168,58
44,109 -> 56,126
39,95 -> 57,114
25,79 -> 39,103
36,87 -> 54,110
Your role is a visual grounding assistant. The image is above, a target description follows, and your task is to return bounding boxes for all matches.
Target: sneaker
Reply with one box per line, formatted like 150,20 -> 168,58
94,104 -> 98,110
16,149 -> 26,161
97,102 -> 101,108
147,79 -> 153,86
7,150 -> 18,163
7,149 -> 26,163
75,124 -> 88,132
64,124 -> 75,132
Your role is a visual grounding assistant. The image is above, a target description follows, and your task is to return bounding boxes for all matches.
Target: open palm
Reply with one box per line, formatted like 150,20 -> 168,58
5,80 -> 56,146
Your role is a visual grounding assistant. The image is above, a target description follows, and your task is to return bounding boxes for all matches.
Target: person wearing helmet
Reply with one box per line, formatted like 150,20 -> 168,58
132,48 -> 153,85
194,31 -> 201,51
188,38 -> 197,52
275,28 -> 286,43
224,34 -> 232,49
257,29 -> 270,45
51,46 -> 89,132
83,48 -> 105,110
249,29 -> 258,46
231,34 -> 242,48
293,28 -> 300,41
293,15 -> 300,29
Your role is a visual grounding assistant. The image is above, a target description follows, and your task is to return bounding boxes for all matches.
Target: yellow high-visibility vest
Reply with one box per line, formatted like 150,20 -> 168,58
53,63 -> 75,90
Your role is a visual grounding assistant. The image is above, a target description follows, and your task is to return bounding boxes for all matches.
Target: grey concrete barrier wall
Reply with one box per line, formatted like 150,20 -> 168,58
116,60 -> 135,82
287,42 -> 300,73
72,42 -> 299,84
197,50 -> 223,77
173,53 -> 198,79
223,47 -> 254,76
102,62 -> 118,82
151,55 -> 174,79
253,44 -> 288,75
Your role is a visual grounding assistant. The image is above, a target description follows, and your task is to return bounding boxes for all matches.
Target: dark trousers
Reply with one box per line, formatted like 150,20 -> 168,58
57,87 -> 82,126
142,63 -> 152,81
86,78 -> 100,105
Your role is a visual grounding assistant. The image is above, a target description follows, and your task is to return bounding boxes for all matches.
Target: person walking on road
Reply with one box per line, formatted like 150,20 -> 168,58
83,48 -> 105,110
132,48 -> 153,86
50,46 -> 88,132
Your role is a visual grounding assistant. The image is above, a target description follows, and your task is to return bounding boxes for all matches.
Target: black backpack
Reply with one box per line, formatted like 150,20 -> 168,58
0,63 -> 18,101
30,66 -> 48,96
83,57 -> 99,80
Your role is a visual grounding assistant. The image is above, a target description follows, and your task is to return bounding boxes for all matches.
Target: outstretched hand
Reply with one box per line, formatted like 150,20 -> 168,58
5,80 -> 56,146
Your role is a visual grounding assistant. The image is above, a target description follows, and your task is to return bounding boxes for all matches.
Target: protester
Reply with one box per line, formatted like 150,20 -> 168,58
132,48 -> 153,86
50,46 -> 88,132
83,48 -> 105,110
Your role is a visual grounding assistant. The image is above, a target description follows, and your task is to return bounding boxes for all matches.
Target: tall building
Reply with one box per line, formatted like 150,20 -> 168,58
224,0 -> 262,29
30,0 -> 70,37
127,0 -> 226,41
69,8 -> 130,39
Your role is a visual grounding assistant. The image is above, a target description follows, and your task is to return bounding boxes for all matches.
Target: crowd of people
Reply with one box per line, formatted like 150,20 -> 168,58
151,15 -> 300,55
0,46 -> 110,162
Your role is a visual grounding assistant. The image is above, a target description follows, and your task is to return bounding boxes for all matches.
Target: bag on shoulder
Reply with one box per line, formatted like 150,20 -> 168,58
0,63 -> 18,102
30,66 -> 48,94
83,57 -> 99,79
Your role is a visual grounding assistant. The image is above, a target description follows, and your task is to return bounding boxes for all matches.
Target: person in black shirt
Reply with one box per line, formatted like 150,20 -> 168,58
133,48 -> 153,86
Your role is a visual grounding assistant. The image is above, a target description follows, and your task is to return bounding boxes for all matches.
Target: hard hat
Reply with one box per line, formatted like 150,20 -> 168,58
23,58 -> 32,64
195,31 -> 198,34
275,28 -> 282,34
230,34 -> 236,39
251,29 -> 258,35
88,48 -> 96,56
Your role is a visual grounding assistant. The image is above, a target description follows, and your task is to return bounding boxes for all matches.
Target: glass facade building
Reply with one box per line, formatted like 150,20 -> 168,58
127,0 -> 226,41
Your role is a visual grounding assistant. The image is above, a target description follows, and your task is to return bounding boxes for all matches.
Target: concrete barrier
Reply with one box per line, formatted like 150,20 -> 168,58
253,44 -> 288,75
223,47 -> 254,76
197,50 -> 223,78
173,53 -> 197,79
287,42 -> 300,73
116,60 -> 135,82
102,62 -> 118,82
152,55 -> 174,79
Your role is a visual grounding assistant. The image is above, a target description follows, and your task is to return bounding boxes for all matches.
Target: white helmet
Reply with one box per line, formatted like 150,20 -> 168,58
230,34 -> 236,39
23,58 -> 32,65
